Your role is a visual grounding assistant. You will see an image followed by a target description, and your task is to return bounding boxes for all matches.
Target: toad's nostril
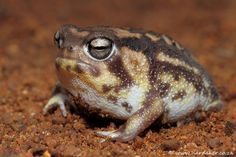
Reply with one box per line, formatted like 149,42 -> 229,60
54,31 -> 63,48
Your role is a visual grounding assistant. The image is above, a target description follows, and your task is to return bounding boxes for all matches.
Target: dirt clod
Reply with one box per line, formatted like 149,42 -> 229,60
225,121 -> 236,136
207,138 -> 222,149
160,139 -> 180,151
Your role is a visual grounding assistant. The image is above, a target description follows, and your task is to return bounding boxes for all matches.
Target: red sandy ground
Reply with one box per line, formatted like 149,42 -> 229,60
0,0 -> 235,156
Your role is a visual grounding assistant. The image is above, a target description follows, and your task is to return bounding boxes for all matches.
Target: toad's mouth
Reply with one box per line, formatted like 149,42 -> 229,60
55,57 -> 99,76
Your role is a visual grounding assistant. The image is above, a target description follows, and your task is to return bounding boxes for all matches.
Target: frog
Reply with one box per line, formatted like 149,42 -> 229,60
43,24 -> 223,142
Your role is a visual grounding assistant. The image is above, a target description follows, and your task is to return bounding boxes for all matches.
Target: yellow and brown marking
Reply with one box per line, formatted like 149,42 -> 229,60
158,73 -> 196,96
156,52 -> 199,74
69,27 -> 90,37
161,35 -> 173,45
113,28 -> 142,39
145,33 -> 161,42
120,47 -> 151,90
161,35 -> 183,50
81,64 -> 121,94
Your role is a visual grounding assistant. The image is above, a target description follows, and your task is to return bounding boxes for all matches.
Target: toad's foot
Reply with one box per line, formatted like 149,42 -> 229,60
96,100 -> 164,142
96,126 -> 134,142
43,93 -> 68,117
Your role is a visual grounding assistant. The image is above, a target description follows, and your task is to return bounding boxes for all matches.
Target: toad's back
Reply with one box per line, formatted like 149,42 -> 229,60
110,28 -> 222,122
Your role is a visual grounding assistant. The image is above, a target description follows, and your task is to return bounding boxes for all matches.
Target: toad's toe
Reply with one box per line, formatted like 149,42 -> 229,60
43,94 -> 68,117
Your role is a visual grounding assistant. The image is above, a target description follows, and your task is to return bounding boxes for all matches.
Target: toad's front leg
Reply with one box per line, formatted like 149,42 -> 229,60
43,82 -> 72,117
96,100 -> 164,142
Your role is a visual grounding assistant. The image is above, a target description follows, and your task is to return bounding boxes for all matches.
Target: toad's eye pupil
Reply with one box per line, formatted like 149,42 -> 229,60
88,38 -> 113,60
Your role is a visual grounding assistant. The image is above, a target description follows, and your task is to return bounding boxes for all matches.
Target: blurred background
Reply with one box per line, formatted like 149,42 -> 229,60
0,0 -> 235,156
1,0 -> 236,49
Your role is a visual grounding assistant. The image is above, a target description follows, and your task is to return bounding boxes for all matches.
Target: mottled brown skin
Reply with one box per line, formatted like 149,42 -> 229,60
44,25 -> 223,142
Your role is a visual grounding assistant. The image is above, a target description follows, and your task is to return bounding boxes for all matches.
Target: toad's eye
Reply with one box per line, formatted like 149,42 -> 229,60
87,38 -> 114,60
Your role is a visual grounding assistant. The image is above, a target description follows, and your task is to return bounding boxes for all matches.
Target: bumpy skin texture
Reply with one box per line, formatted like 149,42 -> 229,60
43,25 -> 223,142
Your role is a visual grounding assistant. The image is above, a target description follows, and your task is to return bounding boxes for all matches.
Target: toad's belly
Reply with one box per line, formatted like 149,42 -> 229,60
162,93 -> 208,123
